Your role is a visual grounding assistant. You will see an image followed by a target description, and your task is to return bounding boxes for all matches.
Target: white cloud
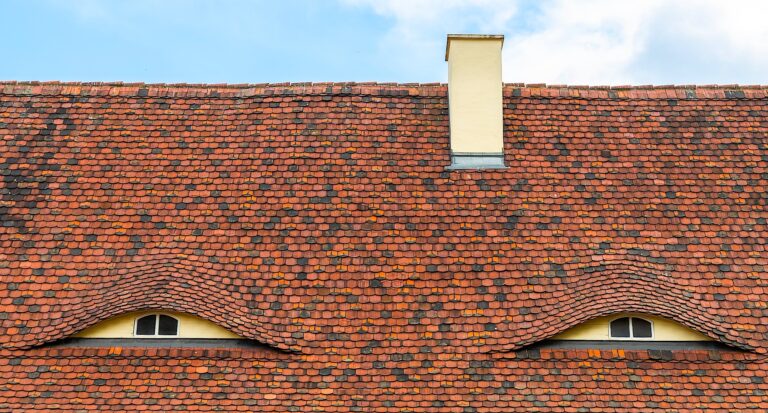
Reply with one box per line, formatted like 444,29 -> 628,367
341,0 -> 520,80
344,0 -> 768,84
662,0 -> 768,67
342,0 -> 517,31
504,0 -> 662,85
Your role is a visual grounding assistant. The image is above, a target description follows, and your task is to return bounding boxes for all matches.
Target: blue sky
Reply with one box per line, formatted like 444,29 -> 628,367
2,0 -> 768,85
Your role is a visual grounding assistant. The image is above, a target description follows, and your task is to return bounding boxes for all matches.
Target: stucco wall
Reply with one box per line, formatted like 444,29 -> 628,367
73,311 -> 241,339
447,35 -> 504,154
553,313 -> 711,341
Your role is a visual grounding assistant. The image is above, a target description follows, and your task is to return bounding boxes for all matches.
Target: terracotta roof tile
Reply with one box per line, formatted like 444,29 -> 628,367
1,81 -> 768,410
0,347 -> 766,411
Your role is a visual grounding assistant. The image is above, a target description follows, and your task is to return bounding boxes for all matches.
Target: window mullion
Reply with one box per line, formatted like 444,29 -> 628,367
629,317 -> 634,338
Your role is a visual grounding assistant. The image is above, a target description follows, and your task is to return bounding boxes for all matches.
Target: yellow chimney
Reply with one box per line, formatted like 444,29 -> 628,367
445,34 -> 505,169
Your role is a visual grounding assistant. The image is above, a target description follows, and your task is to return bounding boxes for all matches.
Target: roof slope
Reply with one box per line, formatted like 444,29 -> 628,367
1,81 -> 768,411
1,346 -> 767,412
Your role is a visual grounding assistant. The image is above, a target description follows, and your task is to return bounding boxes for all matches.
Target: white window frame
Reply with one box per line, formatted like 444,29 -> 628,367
134,313 -> 180,337
609,316 -> 654,340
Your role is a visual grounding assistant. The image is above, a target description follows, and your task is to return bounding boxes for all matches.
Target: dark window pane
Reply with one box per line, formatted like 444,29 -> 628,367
136,315 -> 156,335
610,317 -> 630,338
632,318 -> 652,338
158,315 -> 179,336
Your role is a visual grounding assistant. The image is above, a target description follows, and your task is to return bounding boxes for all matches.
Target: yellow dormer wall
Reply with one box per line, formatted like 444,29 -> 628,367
73,311 -> 241,339
552,313 -> 712,341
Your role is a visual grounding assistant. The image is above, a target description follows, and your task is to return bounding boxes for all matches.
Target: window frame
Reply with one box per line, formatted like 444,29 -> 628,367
133,313 -> 180,337
609,316 -> 654,340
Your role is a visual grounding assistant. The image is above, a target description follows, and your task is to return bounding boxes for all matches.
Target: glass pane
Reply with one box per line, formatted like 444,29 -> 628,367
632,318 -> 652,338
610,317 -> 630,338
158,315 -> 179,336
136,315 -> 156,335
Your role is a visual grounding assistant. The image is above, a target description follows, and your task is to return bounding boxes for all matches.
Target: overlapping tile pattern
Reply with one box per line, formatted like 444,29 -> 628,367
1,81 -> 768,410
1,347 -> 766,412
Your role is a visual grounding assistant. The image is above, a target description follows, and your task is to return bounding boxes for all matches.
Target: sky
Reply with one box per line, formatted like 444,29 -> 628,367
2,0 -> 768,86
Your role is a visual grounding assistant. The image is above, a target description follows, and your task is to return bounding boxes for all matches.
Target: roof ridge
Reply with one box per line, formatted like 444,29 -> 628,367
2,80 -> 768,99
504,83 -> 768,99
0,81 -> 448,98
0,80 -> 449,88
506,82 -> 768,90
4,80 -> 768,88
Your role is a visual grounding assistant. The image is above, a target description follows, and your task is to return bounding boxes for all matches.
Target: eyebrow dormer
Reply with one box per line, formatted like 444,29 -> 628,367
73,311 -> 241,340
56,310 -> 291,351
445,34 -> 506,170
550,313 -> 715,348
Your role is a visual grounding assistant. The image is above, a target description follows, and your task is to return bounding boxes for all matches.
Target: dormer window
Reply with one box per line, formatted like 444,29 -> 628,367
550,312 -> 714,347
135,314 -> 179,337
74,310 -> 243,342
69,310 -> 261,348
609,316 -> 653,339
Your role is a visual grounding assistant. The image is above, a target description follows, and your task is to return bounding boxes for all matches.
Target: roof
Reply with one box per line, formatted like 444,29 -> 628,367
2,81 -> 768,411
2,346 -> 766,411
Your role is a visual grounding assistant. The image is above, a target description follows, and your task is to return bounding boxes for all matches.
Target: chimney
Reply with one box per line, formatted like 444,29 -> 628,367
445,34 -> 505,169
